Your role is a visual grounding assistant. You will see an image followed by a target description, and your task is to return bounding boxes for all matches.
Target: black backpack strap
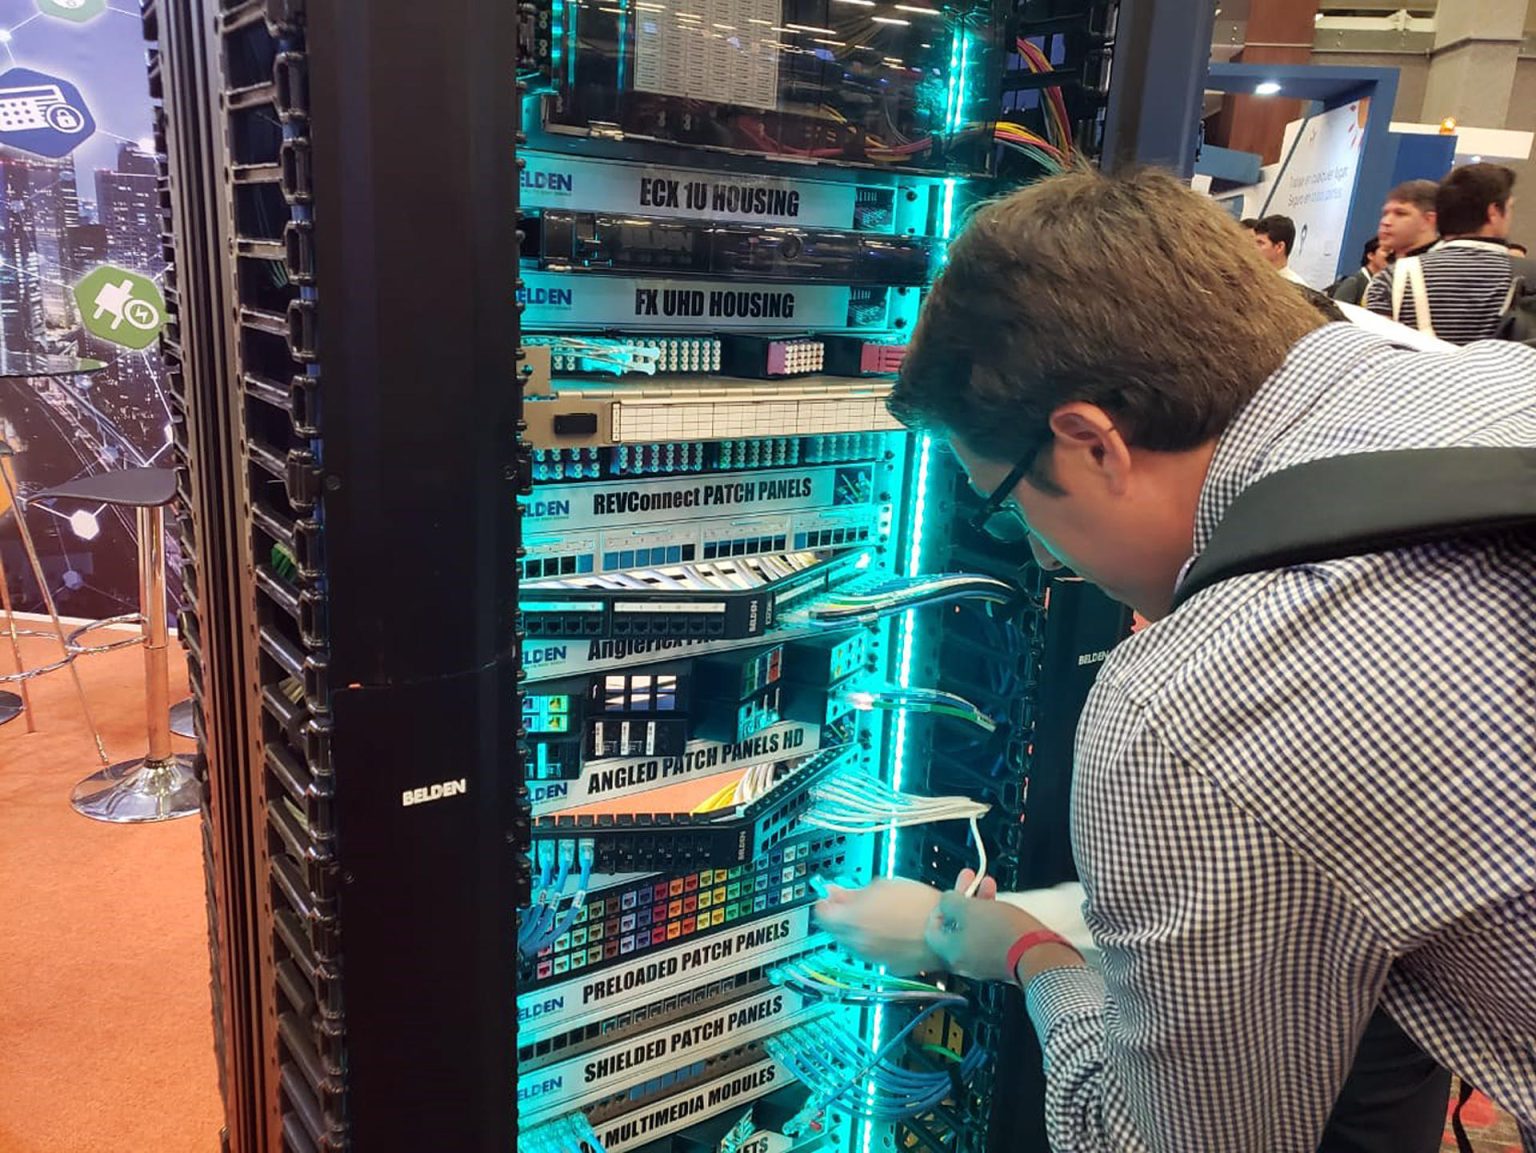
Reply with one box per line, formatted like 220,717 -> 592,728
1450,1079 -> 1477,1153
1172,447 -> 1536,610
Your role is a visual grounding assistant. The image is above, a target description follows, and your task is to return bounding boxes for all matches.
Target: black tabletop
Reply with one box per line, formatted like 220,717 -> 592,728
0,352 -> 108,380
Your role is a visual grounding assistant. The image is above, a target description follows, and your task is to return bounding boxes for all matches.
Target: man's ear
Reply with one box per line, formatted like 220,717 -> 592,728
1047,403 -> 1131,492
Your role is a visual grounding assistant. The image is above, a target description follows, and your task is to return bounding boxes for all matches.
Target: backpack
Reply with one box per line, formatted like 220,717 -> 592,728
1172,446 -> 1536,611
1389,255 -> 1435,337
1495,256 -> 1536,347
1170,443 -> 1536,1152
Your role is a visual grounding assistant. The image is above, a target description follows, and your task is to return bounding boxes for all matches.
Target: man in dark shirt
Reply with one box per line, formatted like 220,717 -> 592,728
1365,163 -> 1519,343
1328,237 -> 1388,305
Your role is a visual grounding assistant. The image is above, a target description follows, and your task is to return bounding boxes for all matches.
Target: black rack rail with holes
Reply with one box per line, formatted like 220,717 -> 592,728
145,1 -> 522,1149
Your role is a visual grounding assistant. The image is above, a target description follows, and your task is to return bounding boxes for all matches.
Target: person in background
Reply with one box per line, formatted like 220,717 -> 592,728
814,166 -> 1536,1153
1364,163 -> 1518,344
1252,215 -> 1308,284
1512,241 -> 1529,258
1328,237 -> 1389,305
1240,217 -> 1259,232
1376,179 -> 1440,259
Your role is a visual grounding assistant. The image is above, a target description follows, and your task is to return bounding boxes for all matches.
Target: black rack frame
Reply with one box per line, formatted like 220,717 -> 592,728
147,1 -> 524,1149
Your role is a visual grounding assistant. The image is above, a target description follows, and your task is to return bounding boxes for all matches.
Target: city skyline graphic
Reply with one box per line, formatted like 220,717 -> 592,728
0,0 -> 179,621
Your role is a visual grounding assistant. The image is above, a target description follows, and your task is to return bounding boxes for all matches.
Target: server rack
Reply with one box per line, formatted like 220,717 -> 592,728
144,1 -> 1204,1151
149,1 -> 522,1149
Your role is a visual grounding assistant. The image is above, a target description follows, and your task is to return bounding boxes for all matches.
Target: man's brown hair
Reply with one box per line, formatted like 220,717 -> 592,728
1386,179 -> 1438,215
1436,162 -> 1517,238
887,167 -> 1326,468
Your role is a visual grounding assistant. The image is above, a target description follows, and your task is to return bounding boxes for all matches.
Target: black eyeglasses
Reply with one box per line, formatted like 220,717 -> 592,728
967,456 -> 1035,543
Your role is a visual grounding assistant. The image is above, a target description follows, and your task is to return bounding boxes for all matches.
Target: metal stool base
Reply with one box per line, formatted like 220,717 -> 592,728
0,690 -> 19,726
169,698 -> 196,739
70,754 -> 200,824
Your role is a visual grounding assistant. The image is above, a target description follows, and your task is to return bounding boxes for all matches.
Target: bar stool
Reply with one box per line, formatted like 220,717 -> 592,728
0,441 -> 109,757
32,467 -> 199,823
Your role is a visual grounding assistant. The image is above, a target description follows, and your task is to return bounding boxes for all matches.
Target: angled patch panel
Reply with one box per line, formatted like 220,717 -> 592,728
529,744 -> 857,871
528,718 -> 824,814
521,551 -> 860,643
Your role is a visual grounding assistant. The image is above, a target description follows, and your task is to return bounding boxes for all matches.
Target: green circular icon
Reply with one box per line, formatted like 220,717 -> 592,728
36,0 -> 108,22
74,265 -> 166,351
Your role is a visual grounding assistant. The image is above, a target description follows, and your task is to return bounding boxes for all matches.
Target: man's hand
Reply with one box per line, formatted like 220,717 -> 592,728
925,883 -> 1087,986
813,877 -> 943,975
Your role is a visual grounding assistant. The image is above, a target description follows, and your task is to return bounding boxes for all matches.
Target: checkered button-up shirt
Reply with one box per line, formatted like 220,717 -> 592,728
1023,323 -> 1536,1152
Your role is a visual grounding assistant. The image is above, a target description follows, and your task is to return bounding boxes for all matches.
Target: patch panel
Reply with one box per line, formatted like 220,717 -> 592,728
526,947 -> 830,1079
528,719 -> 824,814
522,551 -> 850,642
529,744 -> 857,872
520,465 -> 882,534
527,335 -> 723,377
520,838 -> 847,990
520,502 -> 888,585
518,905 -> 831,1039
523,212 -> 935,286
522,374 -> 905,449
536,433 -> 888,481
521,986 -> 829,1123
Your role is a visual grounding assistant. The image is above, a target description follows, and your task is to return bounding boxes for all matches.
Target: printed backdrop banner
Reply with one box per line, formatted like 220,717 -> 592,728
1266,99 -> 1372,289
0,0 -> 176,620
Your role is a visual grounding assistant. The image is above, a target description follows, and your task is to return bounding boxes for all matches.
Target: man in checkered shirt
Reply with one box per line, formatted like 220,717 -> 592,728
815,168 -> 1536,1150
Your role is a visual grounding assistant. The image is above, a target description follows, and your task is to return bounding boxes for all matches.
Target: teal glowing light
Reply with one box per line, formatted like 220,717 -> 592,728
940,178 -> 956,256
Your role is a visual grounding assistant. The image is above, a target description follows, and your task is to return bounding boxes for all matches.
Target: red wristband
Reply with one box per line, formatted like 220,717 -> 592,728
1005,929 -> 1077,984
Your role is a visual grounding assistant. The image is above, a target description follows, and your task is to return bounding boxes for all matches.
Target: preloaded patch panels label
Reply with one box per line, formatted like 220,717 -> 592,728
597,1058 -> 793,1153
517,907 -> 818,1035
530,719 -> 821,814
520,465 -> 875,533
518,986 -> 823,1121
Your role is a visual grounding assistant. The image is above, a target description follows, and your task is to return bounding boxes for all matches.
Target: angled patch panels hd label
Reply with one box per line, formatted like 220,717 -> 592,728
520,465 -> 873,532
529,719 -> 822,814
518,985 -> 823,1121
519,272 -> 875,332
517,907 -> 816,1036
521,153 -> 863,228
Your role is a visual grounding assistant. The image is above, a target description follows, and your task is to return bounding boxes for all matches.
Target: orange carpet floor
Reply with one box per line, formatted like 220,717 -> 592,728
0,631 -> 222,1153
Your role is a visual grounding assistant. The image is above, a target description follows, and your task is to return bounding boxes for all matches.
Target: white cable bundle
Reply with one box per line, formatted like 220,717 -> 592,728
805,770 -> 991,895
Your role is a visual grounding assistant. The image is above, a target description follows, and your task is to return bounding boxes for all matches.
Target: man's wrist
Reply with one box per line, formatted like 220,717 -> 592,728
1009,935 -> 1085,988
